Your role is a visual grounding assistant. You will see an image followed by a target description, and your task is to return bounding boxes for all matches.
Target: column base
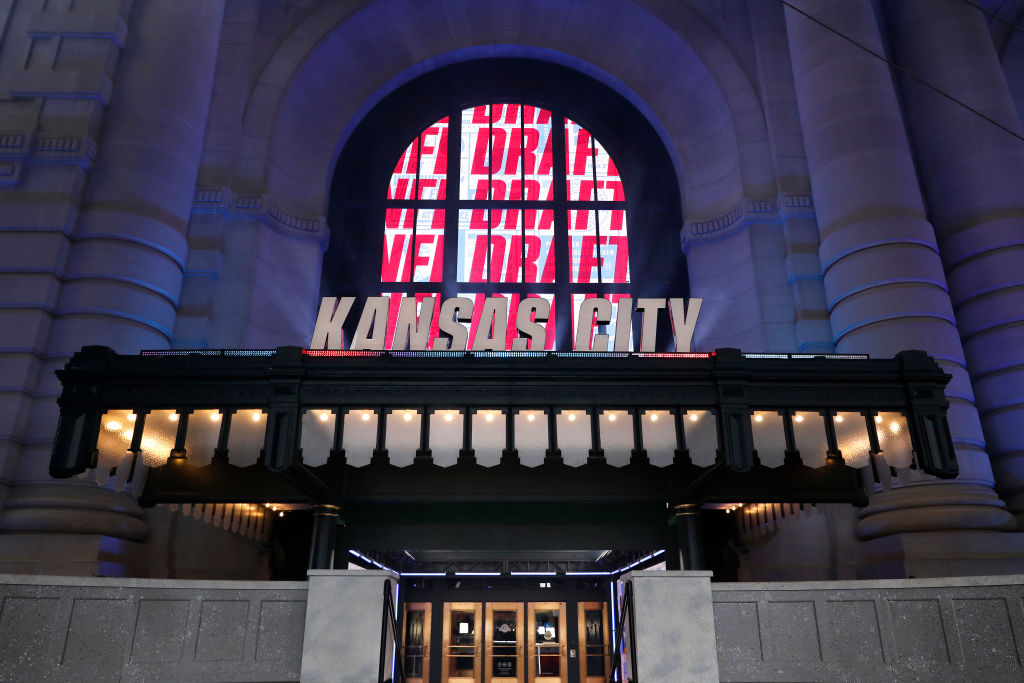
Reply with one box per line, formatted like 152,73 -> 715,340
853,530 -> 1024,579
0,534 -> 114,576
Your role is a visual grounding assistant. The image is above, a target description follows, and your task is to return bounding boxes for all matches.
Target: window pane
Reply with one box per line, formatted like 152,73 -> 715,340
793,412 -> 827,468
490,103 -> 522,200
490,208 -> 522,283
524,209 -> 555,284
388,138 -> 418,200
413,208 -> 444,283
458,208 -> 489,283
184,409 -> 222,467
568,209 -> 598,283
593,137 -> 624,201
225,410 -> 266,468
877,412 -> 912,468
460,105 -> 490,200
140,410 -> 178,467
835,412 -> 870,468
684,410 -> 718,467
597,209 -> 630,283
523,105 -> 554,201
418,117 -> 448,200
565,118 -> 594,200
382,208 -> 414,282
752,411 -> 786,468
97,410 -> 136,469
300,409 -> 335,468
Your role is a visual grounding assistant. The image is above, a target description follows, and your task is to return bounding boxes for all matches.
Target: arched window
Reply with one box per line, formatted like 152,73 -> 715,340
380,103 -> 631,349
325,59 -> 687,352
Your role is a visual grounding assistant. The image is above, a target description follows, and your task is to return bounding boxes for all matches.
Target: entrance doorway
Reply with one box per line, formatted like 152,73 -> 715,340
407,597 -> 609,683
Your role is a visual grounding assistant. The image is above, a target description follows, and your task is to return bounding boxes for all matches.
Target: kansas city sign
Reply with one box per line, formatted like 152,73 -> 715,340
310,296 -> 702,352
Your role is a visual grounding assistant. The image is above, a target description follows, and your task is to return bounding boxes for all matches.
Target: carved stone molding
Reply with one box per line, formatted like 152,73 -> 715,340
190,187 -> 324,239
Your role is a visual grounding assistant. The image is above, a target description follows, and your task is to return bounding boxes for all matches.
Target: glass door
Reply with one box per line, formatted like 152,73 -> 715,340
403,602 -> 432,682
576,602 -> 609,683
443,602 -> 482,683
485,602 -> 524,682
527,602 -> 567,683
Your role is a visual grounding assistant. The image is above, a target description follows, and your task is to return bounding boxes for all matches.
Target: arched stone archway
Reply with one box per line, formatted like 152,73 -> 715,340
239,0 -> 771,224
215,0 -> 810,354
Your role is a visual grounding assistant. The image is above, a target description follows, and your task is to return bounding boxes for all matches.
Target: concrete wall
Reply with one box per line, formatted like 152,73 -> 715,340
0,574 -> 307,682
714,575 -> 1024,682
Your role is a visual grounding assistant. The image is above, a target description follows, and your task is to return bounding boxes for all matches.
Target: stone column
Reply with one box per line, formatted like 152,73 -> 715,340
886,0 -> 1024,525
784,0 -> 1020,575
0,0 -> 226,573
302,570 -> 399,683
621,570 -> 718,681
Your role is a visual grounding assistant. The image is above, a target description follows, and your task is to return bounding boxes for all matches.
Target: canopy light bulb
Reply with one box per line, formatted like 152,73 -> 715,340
527,414 -> 535,422
278,511 -> 284,517
403,412 -> 413,422
105,420 -> 122,432
754,414 -> 763,423
485,413 -> 494,422
889,422 -> 900,434
272,505 -> 278,511
608,413 -> 616,422
362,413 -> 371,421
568,413 -> 576,422
251,412 -> 261,422
169,414 -> 179,422
875,415 -> 883,424
650,413 -> 658,422
444,412 -> 453,422
264,503 -> 270,508
794,414 -> 804,423
689,413 -> 698,422
210,413 -> 221,422
835,415 -> 844,423
127,414 -> 137,422
319,413 -> 329,422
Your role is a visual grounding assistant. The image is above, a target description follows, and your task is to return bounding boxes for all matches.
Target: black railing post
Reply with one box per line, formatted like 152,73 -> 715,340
379,579 -> 407,683
608,580 -> 636,683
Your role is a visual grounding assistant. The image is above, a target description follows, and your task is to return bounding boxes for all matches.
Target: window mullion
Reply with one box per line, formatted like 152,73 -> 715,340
591,132 -> 601,287
551,110 -> 571,350
409,135 -> 420,285
443,110 -> 460,294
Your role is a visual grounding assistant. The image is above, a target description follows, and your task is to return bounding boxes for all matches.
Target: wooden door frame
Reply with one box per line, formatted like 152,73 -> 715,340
442,602 -> 482,683
402,602 -> 432,683
484,601 -> 525,683
527,601 -> 568,683
576,601 -> 610,683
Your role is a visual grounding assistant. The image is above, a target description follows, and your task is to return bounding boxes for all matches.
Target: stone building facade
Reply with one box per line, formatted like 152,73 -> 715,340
1,0 -> 1024,584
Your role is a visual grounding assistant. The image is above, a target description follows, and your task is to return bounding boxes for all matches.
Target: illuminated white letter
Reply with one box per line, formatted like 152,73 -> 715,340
635,298 -> 666,352
471,296 -> 508,351
310,296 -> 355,350
669,298 -> 702,352
433,297 -> 473,351
350,296 -> 389,351
574,297 -> 612,351
613,297 -> 633,352
392,296 -> 436,351
512,296 -> 550,351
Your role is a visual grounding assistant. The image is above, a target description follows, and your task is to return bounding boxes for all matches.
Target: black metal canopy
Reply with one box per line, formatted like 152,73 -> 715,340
49,346 -> 958,512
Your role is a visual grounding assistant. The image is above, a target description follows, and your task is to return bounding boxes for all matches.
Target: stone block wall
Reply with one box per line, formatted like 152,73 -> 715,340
0,574 -> 306,682
713,575 -> 1024,682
